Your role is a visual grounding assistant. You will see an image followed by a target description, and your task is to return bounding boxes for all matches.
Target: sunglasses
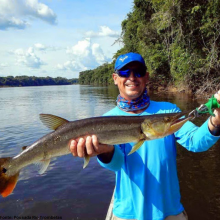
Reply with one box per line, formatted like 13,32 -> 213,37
116,67 -> 146,78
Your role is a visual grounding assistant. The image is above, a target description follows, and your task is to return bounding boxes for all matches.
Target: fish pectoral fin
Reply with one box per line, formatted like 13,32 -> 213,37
35,159 -> 51,175
0,157 -> 20,197
39,114 -> 69,130
128,140 -> 145,156
83,155 -> 90,169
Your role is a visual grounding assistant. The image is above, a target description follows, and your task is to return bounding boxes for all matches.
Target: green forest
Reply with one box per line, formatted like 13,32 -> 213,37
0,76 -> 78,87
79,0 -> 220,94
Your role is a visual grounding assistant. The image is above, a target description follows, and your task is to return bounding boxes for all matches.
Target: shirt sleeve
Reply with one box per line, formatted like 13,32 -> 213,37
165,103 -> 220,152
175,119 -> 220,152
97,145 -> 124,172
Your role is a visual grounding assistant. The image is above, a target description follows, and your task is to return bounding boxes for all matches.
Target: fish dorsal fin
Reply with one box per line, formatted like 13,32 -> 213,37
39,114 -> 69,130
34,159 -> 51,175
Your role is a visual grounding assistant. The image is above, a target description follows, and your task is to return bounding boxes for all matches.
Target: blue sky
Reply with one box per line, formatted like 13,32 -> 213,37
0,0 -> 133,78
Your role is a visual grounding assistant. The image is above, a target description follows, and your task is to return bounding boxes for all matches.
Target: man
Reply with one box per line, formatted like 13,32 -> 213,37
69,52 -> 220,220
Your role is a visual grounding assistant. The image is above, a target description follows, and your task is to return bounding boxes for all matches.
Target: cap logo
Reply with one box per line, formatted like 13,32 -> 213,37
119,56 -> 128,62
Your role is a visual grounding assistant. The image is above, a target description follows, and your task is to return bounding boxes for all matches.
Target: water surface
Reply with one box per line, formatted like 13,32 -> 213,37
0,85 -> 219,219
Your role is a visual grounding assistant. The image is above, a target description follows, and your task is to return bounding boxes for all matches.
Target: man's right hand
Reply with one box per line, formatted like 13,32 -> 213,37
69,135 -> 114,163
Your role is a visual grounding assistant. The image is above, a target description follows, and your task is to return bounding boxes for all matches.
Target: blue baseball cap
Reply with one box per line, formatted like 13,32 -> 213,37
114,52 -> 146,71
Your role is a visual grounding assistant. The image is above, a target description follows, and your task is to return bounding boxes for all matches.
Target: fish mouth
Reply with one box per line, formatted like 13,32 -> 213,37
170,112 -> 191,130
171,117 -> 189,126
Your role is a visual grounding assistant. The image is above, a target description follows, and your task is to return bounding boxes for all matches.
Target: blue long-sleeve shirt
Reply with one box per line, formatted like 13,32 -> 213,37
97,100 -> 220,220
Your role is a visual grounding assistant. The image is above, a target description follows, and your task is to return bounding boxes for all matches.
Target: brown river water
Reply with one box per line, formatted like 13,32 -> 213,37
0,85 -> 219,220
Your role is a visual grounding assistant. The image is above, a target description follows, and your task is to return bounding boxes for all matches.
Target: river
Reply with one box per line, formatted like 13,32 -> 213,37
0,85 -> 219,220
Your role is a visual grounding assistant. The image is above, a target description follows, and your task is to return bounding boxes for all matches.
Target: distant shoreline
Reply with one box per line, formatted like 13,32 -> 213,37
0,76 -> 78,87
0,84 -> 78,88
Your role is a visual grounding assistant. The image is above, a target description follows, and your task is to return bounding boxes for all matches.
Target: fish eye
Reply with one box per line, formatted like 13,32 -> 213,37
2,168 -> 7,173
164,117 -> 170,122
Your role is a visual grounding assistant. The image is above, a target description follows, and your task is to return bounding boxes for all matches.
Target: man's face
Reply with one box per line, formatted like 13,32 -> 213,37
113,62 -> 149,101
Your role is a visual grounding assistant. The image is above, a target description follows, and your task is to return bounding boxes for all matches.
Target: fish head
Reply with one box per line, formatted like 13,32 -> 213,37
141,112 -> 191,140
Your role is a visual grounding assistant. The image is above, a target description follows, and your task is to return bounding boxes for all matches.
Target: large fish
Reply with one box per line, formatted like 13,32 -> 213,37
0,112 -> 191,197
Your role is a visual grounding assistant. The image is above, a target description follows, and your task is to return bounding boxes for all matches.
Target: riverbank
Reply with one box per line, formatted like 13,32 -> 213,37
147,77 -> 218,100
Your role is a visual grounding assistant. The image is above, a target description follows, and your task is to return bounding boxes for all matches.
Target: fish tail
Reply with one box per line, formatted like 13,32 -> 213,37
0,158 -> 19,197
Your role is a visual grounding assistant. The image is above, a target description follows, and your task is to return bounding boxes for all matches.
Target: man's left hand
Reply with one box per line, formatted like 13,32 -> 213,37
208,90 -> 220,134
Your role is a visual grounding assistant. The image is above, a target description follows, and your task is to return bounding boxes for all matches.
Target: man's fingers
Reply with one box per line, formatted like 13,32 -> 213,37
77,138 -> 86,157
69,140 -> 77,156
69,135 -> 106,158
86,136 -> 94,156
92,135 -> 99,152
214,90 -> 220,102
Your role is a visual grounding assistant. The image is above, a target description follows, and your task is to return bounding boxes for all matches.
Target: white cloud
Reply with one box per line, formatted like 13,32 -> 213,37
24,0 -> 57,24
66,38 -> 91,57
0,63 -> 8,68
34,43 -> 46,50
86,26 -> 119,38
0,0 -> 57,30
14,47 -> 45,69
0,16 -> 29,30
57,61 -> 87,72
92,43 -> 106,64
58,38 -> 111,72
34,43 -> 62,52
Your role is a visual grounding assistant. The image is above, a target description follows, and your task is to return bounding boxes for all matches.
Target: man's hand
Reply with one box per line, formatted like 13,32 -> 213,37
69,135 -> 114,163
208,90 -> 220,135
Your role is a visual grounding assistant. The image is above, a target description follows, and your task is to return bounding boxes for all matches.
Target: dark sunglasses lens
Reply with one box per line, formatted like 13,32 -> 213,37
118,69 -> 130,77
134,69 -> 146,77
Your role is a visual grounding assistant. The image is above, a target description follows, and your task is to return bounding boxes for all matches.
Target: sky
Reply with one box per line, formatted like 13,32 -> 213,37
0,0 -> 133,79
